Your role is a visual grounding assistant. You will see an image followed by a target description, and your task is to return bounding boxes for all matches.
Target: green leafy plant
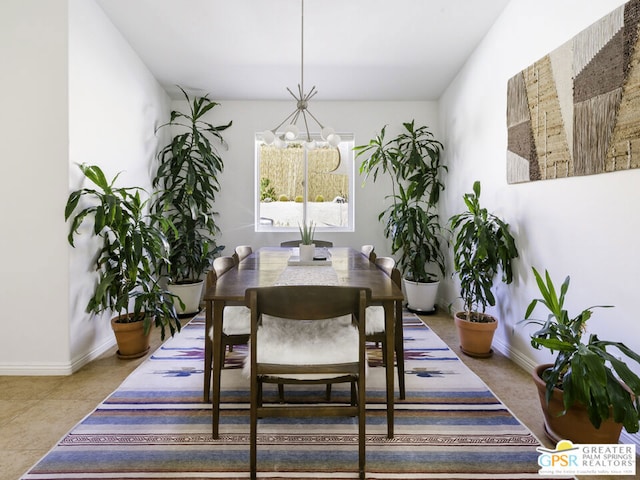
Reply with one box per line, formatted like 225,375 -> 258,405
65,164 -> 181,339
152,86 -> 231,283
260,178 -> 277,202
355,120 -> 446,282
298,221 -> 316,245
523,267 -> 640,433
449,181 -> 518,320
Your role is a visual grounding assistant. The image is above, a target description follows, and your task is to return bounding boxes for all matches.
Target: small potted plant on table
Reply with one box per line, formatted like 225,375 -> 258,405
298,221 -> 316,262
449,181 -> 518,357
522,267 -> 640,443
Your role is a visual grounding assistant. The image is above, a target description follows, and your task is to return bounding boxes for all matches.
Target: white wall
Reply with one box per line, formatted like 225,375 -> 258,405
178,100 -> 440,258
0,0 -> 71,373
439,0 -> 640,440
0,0 -> 431,373
0,0 -> 171,374
67,0 -> 171,370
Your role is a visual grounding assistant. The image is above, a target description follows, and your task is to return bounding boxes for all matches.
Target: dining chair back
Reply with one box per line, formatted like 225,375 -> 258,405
360,244 -> 376,262
245,285 -> 369,480
213,256 -> 236,277
374,256 -> 395,274
233,245 -> 253,264
280,239 -> 334,247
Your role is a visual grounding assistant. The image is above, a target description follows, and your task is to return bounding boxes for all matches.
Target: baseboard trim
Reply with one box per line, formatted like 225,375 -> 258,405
0,338 -> 115,376
492,336 -> 537,373
0,363 -> 74,376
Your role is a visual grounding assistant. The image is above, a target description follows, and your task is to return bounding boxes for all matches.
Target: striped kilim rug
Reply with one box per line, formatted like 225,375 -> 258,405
23,312 -> 564,479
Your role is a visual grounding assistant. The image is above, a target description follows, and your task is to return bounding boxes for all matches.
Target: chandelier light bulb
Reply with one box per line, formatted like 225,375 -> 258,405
327,133 -> 341,147
321,127 -> 335,140
284,124 -> 299,140
263,130 -> 276,145
305,140 -> 317,150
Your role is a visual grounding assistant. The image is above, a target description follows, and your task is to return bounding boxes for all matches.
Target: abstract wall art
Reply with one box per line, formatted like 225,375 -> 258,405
507,0 -> 640,183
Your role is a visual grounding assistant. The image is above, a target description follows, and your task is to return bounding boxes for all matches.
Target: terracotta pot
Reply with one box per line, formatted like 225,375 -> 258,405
110,314 -> 151,359
454,311 -> 497,358
533,363 -> 623,444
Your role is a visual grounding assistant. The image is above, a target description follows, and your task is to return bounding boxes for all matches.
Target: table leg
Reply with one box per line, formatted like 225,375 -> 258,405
204,302 -> 212,403
383,301 -> 395,438
211,300 -> 225,439
395,299 -> 406,400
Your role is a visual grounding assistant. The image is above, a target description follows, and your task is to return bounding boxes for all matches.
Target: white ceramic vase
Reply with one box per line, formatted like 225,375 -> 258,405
299,243 -> 315,262
403,278 -> 439,313
167,280 -> 204,315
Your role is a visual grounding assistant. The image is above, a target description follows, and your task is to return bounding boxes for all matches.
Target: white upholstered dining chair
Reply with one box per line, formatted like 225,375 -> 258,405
365,256 -> 406,399
204,256 -> 251,399
245,285 -> 370,480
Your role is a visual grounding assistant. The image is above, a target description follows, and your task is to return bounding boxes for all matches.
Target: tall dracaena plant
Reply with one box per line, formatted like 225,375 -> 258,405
65,164 -> 181,339
355,121 -> 446,282
449,181 -> 518,319
152,86 -> 231,283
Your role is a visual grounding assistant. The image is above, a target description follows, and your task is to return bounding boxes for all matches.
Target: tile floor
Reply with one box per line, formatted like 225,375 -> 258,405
0,319 -> 178,480
0,311 -> 627,480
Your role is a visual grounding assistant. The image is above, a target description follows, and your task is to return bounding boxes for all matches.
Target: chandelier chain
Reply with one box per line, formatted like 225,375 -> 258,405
262,0 -> 341,149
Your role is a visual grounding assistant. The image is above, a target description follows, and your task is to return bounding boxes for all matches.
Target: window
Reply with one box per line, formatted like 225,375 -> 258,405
255,133 -> 354,232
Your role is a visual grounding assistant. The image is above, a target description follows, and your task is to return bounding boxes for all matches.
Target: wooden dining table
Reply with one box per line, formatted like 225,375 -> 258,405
203,246 -> 404,439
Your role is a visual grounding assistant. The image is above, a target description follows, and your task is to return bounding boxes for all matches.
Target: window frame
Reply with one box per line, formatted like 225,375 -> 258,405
255,132 -> 355,233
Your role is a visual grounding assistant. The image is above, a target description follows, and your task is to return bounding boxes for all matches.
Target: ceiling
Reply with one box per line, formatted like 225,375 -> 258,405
95,0 -> 511,101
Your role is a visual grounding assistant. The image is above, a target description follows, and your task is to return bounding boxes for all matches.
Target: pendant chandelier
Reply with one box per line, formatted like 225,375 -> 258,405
262,0 -> 341,150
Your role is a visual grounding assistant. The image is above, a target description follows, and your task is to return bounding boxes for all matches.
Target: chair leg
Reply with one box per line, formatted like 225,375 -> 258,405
395,339 -> 406,400
357,378 -> 366,479
278,383 -> 285,403
250,382 -> 258,480
219,342 -> 226,369
381,340 -> 387,365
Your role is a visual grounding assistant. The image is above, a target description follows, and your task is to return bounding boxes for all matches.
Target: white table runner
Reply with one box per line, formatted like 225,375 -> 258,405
274,266 -> 338,286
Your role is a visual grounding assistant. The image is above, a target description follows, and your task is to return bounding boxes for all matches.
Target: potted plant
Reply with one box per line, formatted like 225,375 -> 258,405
449,180 -> 518,357
355,120 -> 446,312
298,221 -> 316,261
522,267 -> 640,443
65,163 -> 182,358
152,86 -> 231,315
